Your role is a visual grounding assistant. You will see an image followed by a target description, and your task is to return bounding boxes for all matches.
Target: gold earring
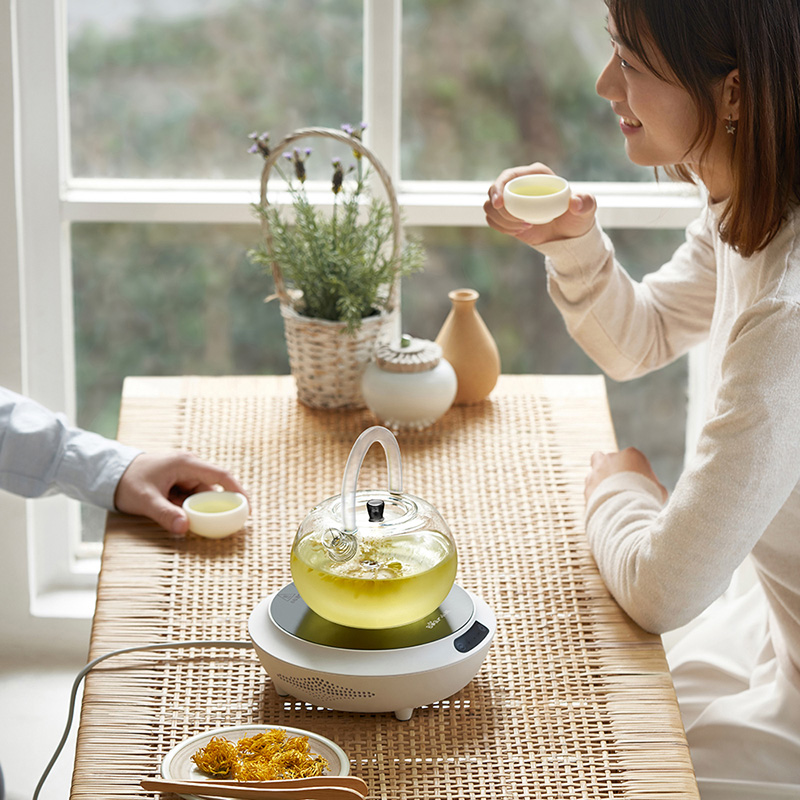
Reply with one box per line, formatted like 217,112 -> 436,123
725,115 -> 736,135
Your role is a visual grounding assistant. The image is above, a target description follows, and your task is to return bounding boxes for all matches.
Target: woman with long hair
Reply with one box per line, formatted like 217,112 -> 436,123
485,1 -> 800,795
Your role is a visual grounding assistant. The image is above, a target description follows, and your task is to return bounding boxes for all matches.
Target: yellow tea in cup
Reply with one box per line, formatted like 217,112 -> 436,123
509,185 -> 562,197
190,496 -> 243,514
183,490 -> 249,538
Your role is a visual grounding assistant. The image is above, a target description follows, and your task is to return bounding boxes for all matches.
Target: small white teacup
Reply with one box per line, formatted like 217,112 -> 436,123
183,490 -> 249,538
502,174 -> 571,225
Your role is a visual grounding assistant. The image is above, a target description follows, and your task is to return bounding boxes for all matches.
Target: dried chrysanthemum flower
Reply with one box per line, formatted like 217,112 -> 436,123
283,736 -> 311,754
192,729 -> 329,782
300,756 -> 328,778
190,736 -> 238,777
236,729 -> 286,760
270,748 -> 327,779
232,758 -> 277,782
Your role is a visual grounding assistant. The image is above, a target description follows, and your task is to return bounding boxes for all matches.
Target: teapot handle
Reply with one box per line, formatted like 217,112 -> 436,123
341,426 -> 403,532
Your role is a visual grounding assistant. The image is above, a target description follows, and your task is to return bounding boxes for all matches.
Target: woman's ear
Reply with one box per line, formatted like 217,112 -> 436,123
722,68 -> 740,121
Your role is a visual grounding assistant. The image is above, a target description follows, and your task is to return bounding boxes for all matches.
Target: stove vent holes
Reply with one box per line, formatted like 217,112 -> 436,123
277,673 -> 377,701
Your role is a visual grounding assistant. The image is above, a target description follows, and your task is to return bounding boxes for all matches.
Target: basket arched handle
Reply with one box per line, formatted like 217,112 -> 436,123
258,126 -> 403,311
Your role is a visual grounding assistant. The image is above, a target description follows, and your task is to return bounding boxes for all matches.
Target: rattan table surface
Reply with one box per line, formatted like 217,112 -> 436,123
72,374 -> 699,800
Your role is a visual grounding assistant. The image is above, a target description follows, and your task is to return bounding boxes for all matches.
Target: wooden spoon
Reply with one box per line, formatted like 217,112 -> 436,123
201,777 -> 367,794
140,777 -> 365,800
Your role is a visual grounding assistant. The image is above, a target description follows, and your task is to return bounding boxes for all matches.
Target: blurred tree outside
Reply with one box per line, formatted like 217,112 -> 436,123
68,0 -> 363,178
69,0 -> 647,181
401,0 -> 649,182
72,223 -> 288,437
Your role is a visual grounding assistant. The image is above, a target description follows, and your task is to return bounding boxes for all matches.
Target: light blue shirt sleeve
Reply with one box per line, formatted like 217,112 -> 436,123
0,386 -> 142,510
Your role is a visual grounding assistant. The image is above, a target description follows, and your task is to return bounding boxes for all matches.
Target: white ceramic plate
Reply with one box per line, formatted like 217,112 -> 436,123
160,724 -> 350,799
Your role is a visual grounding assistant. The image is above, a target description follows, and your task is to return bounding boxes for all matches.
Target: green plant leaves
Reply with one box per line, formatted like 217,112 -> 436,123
250,177 -> 424,333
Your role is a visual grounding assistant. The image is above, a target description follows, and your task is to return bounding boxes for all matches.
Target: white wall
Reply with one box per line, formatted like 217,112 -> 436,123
0,0 -> 90,660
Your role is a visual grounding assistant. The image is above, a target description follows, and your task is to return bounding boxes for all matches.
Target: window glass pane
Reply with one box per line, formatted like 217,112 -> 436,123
73,220 -> 279,543
402,0 -> 650,182
401,226 -> 688,490
67,0 -> 363,178
72,222 -> 283,438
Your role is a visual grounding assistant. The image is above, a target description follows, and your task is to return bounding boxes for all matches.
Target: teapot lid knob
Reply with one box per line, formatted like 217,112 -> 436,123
366,499 -> 385,522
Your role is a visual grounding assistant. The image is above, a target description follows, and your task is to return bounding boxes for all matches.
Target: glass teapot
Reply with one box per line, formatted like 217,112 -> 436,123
290,426 -> 458,629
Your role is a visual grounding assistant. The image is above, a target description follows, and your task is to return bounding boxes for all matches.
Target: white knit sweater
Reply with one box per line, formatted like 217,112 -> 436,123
536,202 -> 800,690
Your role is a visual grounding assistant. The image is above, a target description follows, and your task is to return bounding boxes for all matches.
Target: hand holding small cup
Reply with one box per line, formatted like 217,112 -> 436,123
183,491 -> 250,538
484,163 -> 597,246
502,174 -> 571,224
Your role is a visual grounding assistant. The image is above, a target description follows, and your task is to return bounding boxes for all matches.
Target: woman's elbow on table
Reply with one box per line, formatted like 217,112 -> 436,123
602,548 -> 706,635
592,531 -> 702,634
623,590 -> 698,635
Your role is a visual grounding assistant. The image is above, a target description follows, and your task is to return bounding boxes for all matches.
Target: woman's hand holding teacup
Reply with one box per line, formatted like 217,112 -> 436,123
484,163 -> 597,246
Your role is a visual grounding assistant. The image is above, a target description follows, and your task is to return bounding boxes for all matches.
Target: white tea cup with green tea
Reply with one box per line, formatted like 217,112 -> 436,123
183,490 -> 249,538
503,174 -> 571,224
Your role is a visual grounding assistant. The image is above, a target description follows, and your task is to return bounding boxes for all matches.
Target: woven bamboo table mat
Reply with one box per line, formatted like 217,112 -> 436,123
71,374 -> 698,800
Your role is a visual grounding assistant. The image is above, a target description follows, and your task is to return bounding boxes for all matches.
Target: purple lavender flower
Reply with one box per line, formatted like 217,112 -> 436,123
285,147 -> 310,182
331,158 -> 344,194
341,121 -> 367,160
248,131 -> 271,158
331,158 -> 356,194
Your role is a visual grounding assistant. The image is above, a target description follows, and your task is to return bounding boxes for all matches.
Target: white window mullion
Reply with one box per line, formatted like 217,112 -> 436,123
362,0 -> 402,179
17,0 -> 91,605
0,0 -> 22,390
61,178 -> 702,229
17,0 -> 73,416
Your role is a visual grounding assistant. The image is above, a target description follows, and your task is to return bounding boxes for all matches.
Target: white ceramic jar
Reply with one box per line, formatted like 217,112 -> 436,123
361,335 -> 457,431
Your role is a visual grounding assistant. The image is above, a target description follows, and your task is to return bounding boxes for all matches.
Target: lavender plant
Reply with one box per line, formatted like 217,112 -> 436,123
247,126 -> 424,333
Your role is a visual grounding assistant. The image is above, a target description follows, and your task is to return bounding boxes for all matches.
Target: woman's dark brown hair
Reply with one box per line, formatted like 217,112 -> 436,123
606,0 -> 800,257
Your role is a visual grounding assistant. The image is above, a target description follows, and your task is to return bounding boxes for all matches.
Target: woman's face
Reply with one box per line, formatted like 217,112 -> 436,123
596,13 -> 733,197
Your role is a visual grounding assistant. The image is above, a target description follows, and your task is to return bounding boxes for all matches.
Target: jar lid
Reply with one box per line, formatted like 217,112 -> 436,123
375,335 -> 442,373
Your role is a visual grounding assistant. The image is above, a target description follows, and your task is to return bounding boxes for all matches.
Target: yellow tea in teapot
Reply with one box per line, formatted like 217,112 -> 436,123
291,530 -> 457,629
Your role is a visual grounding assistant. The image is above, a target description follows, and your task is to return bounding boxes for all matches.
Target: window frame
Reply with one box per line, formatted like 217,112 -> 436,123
10,0 -> 704,617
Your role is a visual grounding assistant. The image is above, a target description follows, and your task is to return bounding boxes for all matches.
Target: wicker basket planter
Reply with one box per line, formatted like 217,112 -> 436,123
280,303 -> 396,409
257,126 -> 404,409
